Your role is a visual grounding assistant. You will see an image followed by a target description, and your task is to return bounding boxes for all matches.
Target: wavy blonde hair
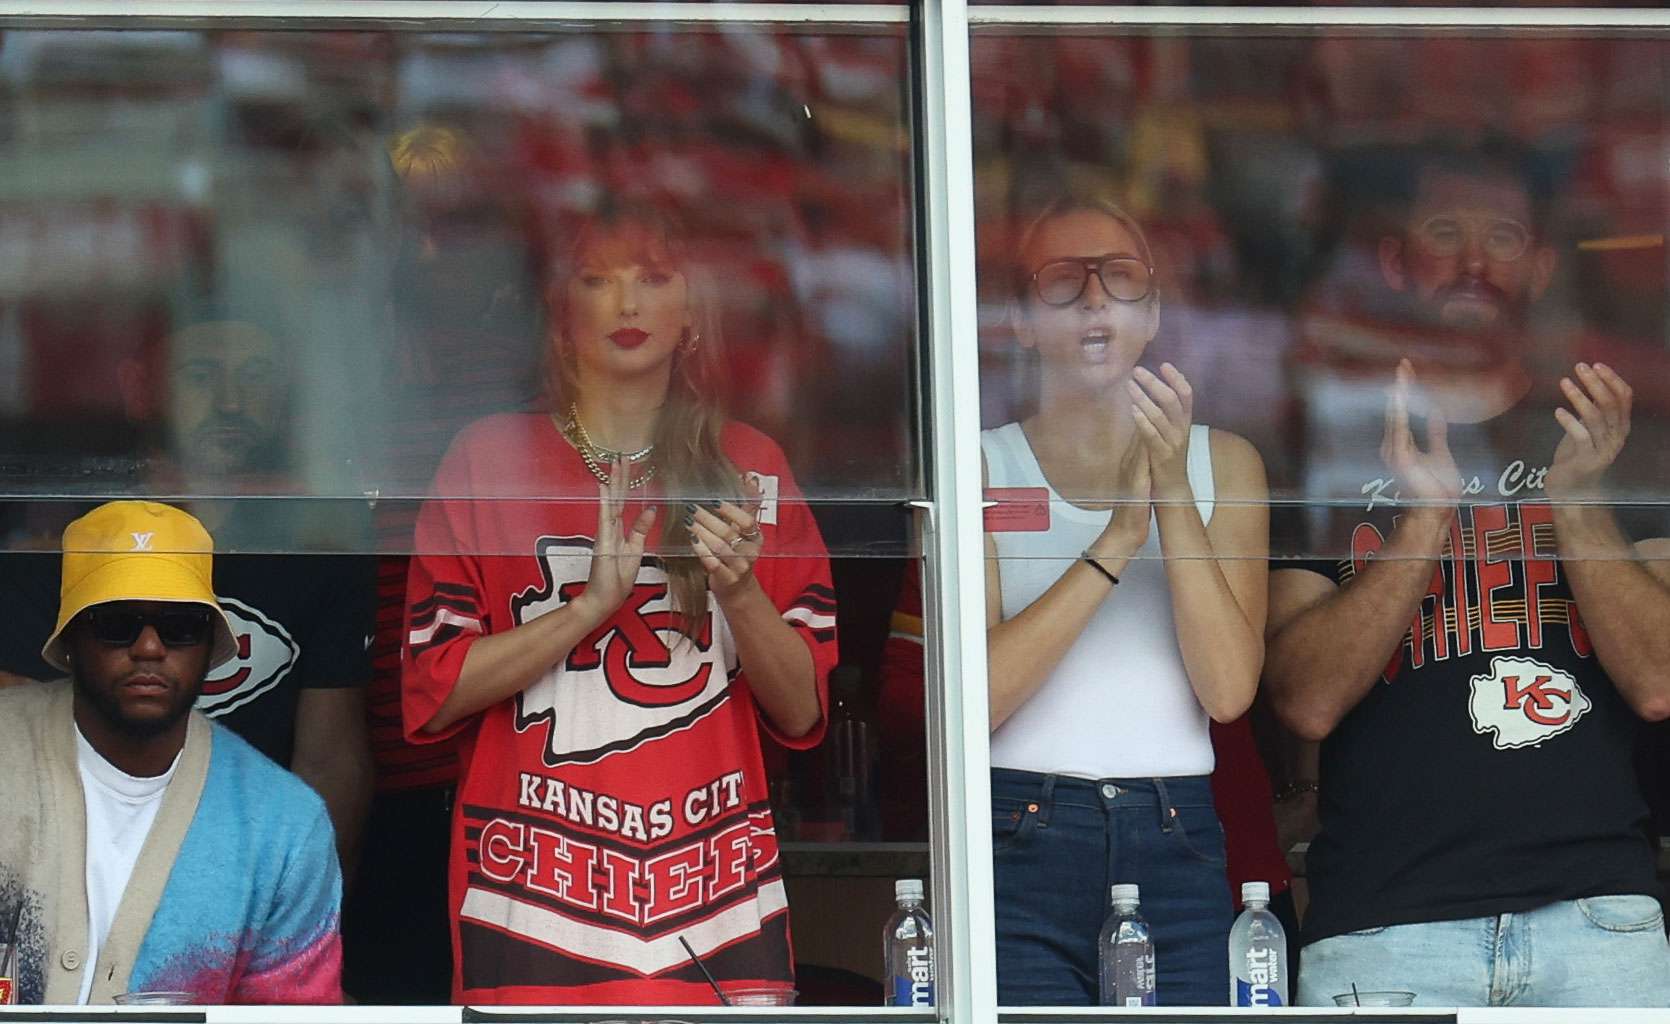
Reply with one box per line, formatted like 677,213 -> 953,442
546,201 -> 740,637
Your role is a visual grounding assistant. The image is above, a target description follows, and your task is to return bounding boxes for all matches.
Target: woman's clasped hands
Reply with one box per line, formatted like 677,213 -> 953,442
1090,362 -> 1198,560
687,474 -> 768,603
573,454 -> 658,627
1128,362 -> 1195,502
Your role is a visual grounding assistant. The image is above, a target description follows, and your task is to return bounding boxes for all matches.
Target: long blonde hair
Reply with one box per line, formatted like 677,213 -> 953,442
546,201 -> 740,636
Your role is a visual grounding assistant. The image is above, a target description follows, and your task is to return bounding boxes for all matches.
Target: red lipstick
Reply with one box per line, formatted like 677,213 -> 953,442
610,328 -> 649,349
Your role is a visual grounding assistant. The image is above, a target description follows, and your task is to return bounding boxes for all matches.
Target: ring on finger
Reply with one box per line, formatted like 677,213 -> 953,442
740,526 -> 763,543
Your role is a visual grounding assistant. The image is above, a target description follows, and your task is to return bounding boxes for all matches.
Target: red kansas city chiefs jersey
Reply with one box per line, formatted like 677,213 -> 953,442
402,413 -> 836,1005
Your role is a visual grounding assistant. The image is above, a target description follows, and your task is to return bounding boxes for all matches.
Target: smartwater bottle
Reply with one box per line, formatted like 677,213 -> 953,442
1229,881 -> 1288,1007
883,879 -> 935,1007
1098,883 -> 1156,1006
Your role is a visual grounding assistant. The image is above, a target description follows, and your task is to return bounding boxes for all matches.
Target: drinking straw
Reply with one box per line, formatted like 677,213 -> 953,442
679,935 -> 731,1007
1352,983 -> 1362,1007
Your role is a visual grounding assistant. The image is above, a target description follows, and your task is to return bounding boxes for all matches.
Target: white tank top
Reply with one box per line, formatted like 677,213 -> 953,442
984,421 -> 1217,778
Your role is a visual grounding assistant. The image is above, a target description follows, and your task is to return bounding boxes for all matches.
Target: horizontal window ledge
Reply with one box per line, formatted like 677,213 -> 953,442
970,6 -> 1670,29
0,1 -> 909,27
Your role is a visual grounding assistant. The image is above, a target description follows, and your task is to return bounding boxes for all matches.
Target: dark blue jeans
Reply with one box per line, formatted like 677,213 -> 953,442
992,768 -> 1232,1007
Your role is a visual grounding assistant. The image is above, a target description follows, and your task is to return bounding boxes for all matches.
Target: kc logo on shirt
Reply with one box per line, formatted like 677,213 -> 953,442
511,536 -> 735,767
196,597 -> 301,717
1468,655 -> 1591,750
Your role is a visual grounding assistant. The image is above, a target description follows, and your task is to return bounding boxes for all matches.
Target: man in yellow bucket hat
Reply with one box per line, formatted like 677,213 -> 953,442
0,501 -> 343,1006
40,501 -> 240,742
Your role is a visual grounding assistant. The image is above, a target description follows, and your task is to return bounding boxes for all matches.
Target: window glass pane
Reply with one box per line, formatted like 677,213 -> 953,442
974,28 -> 1670,565
974,26 -> 1670,1012
0,26 -> 921,560
0,22 -> 935,1012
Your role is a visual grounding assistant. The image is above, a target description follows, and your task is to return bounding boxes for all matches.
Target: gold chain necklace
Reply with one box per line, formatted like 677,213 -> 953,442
561,404 -> 657,489
568,403 -> 655,462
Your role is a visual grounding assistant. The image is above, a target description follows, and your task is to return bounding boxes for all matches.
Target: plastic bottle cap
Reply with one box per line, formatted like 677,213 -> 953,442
896,879 -> 925,902
1242,881 -> 1270,904
1109,883 -> 1140,904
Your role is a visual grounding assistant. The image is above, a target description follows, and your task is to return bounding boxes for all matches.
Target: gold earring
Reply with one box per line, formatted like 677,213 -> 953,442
680,329 -> 701,355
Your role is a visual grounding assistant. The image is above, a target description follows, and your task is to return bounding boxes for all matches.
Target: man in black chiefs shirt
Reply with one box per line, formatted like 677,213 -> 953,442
1266,141 -> 1670,1006
0,319 -> 374,874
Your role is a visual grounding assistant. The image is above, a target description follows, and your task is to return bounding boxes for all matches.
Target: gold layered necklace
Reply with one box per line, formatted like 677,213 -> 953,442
559,403 -> 657,489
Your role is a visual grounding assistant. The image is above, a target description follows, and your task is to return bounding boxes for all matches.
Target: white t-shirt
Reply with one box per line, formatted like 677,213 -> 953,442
983,421 -> 1218,779
75,728 -> 179,1004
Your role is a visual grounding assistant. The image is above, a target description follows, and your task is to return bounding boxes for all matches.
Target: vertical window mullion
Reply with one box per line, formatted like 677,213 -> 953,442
914,0 -> 997,1022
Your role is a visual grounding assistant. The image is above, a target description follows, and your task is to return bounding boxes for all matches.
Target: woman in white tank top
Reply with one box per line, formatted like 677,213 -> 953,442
984,196 -> 1269,1006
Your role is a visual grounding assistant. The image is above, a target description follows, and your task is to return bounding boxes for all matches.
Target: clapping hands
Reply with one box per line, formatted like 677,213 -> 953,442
1128,363 -> 1194,502
1381,359 -> 1463,517
1547,362 -> 1632,503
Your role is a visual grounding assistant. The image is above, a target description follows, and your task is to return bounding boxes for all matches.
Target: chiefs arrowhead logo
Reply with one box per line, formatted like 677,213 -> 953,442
510,536 -> 734,767
1468,655 -> 1590,751
196,597 -> 301,717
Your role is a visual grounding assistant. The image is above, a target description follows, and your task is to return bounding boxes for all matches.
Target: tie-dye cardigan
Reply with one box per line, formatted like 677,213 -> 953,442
0,682 -> 342,1005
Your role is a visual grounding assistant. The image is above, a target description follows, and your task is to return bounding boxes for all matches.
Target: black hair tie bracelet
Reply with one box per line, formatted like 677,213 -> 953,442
1081,551 -> 1120,587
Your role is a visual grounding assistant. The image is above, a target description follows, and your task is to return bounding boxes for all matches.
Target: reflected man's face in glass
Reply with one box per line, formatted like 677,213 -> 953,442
1380,168 -> 1554,338
564,235 -> 691,383
167,321 -> 287,478
1015,209 -> 1158,391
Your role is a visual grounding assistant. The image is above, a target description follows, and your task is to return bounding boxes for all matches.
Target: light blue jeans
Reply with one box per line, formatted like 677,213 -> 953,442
1297,895 -> 1670,1007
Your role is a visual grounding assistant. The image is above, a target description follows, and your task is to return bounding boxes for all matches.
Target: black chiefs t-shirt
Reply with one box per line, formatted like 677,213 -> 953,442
1276,395 -> 1663,945
0,551 -> 373,767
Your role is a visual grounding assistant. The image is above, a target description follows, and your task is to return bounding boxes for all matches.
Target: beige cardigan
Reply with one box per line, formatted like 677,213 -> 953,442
0,681 -> 212,1004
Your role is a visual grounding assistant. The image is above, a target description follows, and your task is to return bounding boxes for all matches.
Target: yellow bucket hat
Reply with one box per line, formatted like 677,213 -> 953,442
41,501 -> 239,672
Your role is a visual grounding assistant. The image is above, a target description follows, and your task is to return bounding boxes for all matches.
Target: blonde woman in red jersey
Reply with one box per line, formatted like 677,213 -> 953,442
402,200 -> 837,1005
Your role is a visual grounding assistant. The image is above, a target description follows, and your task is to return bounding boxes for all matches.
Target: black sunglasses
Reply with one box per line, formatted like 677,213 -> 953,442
86,605 -> 215,649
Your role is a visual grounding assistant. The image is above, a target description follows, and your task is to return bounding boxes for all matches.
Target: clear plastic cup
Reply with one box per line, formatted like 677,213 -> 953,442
1332,990 -> 1416,1007
113,991 -> 195,1005
723,986 -> 798,1006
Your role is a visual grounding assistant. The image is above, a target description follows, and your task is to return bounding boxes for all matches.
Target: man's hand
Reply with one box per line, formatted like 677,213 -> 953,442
1382,359 -> 1463,516
1547,362 -> 1632,502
